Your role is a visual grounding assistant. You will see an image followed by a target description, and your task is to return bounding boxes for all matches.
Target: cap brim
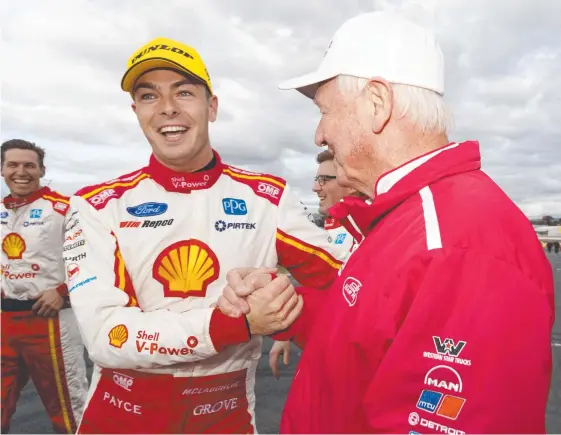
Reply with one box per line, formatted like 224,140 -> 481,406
278,70 -> 338,99
121,58 -> 204,92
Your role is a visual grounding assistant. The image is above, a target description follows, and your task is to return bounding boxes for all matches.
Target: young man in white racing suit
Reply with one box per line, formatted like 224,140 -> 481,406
1,139 -> 88,434
63,37 -> 346,434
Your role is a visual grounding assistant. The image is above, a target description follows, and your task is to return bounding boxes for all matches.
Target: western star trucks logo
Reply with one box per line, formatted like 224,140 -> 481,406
423,337 -> 471,366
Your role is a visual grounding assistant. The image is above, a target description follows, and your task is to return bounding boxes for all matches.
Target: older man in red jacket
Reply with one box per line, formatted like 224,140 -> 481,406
219,10 -> 555,435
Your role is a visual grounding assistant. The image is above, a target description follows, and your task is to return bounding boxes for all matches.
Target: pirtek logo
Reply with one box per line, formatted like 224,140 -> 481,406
131,45 -> 194,64
120,219 -> 174,229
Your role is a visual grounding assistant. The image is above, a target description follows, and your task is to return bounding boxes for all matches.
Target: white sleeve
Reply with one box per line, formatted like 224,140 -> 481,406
63,196 -> 250,370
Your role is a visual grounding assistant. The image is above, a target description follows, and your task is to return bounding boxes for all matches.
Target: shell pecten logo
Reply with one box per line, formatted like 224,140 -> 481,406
108,324 -> 129,348
153,239 -> 220,298
2,233 -> 26,259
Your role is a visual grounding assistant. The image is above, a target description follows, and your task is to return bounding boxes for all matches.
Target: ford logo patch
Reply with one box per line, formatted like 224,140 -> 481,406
126,202 -> 168,217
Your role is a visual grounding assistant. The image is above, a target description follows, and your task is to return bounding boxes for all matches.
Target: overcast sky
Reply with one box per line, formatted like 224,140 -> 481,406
2,0 -> 560,216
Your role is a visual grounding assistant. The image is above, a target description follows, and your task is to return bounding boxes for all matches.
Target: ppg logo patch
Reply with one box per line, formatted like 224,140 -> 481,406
416,390 -> 443,413
334,233 -> 347,244
30,209 -> 42,219
222,198 -> 247,215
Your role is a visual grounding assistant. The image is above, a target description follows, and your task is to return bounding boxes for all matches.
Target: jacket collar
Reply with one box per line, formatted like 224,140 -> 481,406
146,150 -> 223,193
329,141 -> 481,238
3,186 -> 50,209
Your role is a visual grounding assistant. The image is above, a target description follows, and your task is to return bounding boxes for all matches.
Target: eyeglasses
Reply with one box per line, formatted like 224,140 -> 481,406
314,175 -> 337,186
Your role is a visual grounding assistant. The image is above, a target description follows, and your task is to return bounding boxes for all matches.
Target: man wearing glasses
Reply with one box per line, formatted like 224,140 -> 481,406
313,150 -> 355,253
269,149 -> 356,378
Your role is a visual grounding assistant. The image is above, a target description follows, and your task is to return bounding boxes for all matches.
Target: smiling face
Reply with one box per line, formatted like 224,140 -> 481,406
1,149 -> 44,197
312,159 -> 351,215
131,69 -> 218,172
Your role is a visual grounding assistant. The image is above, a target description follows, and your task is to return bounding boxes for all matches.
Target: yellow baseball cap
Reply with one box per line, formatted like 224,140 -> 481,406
121,37 -> 212,94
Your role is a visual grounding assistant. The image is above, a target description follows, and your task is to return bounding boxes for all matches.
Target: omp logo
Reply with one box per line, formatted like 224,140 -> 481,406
433,337 -> 466,357
152,240 -> 219,298
131,44 -> 194,64
54,202 -> 68,212
342,277 -> 361,307
2,233 -> 26,259
257,182 -> 280,199
109,324 -> 129,348
113,372 -> 134,392
91,189 -> 117,205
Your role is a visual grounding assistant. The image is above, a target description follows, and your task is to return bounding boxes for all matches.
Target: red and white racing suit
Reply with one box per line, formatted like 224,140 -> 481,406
64,151 -> 343,434
1,186 -> 89,434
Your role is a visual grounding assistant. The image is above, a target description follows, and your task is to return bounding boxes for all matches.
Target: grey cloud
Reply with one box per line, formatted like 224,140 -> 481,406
2,0 -> 560,215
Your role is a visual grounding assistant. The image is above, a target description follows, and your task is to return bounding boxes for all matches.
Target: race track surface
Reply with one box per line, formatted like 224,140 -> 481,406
8,253 -> 561,434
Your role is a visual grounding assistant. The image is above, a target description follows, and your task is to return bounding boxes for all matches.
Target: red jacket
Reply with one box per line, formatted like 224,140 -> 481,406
276,141 -> 554,434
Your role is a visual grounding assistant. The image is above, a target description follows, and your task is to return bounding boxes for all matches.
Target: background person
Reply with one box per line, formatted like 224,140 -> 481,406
1,139 -> 88,434
269,149 -> 357,378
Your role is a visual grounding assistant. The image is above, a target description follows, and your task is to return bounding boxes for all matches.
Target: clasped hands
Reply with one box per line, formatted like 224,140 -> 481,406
217,267 -> 303,336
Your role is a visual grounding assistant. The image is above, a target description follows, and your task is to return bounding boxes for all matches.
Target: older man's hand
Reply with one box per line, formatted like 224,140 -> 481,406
217,267 -> 277,318
245,274 -> 303,336
217,267 -> 303,336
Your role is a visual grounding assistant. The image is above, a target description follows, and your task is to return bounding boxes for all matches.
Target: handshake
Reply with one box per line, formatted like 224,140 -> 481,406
217,267 -> 303,336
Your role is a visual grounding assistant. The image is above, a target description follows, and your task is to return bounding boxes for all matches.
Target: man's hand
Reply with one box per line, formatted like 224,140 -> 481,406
218,267 -> 277,318
245,274 -> 303,336
269,340 -> 292,379
31,288 -> 64,317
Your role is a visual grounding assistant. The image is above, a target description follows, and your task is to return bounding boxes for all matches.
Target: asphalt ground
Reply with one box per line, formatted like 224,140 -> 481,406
8,253 -> 561,434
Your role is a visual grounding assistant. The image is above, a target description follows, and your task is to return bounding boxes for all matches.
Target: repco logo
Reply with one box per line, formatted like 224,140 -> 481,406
131,45 -> 194,64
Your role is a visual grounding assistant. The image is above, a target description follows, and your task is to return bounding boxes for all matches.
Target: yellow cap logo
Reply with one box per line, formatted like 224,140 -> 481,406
153,240 -> 219,298
121,37 -> 212,93
2,233 -> 26,260
108,324 -> 129,348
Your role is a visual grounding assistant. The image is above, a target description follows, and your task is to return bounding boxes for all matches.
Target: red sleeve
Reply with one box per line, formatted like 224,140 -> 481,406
363,249 -> 554,434
272,285 -> 331,349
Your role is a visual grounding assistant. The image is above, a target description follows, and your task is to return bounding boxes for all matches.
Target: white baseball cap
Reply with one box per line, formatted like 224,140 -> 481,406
278,11 -> 445,99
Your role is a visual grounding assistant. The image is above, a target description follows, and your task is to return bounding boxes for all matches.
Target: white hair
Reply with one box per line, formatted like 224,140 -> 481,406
336,74 -> 454,135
